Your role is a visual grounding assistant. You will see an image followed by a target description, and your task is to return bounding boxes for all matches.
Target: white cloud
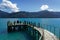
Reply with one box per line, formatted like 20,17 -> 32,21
3,0 -> 7,2
0,0 -> 20,12
40,5 -> 49,10
48,9 -> 54,11
40,5 -> 54,11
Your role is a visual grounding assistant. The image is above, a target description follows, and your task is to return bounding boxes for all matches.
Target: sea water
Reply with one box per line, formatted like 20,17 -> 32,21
0,18 -> 60,40
0,18 -> 32,40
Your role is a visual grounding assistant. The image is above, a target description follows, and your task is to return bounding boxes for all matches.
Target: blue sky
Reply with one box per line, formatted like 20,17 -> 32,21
0,0 -> 60,12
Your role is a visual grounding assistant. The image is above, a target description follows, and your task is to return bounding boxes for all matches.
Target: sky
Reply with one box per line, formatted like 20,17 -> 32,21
0,0 -> 60,13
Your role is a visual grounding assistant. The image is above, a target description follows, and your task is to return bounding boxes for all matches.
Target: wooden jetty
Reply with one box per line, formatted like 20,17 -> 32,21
7,21 -> 58,40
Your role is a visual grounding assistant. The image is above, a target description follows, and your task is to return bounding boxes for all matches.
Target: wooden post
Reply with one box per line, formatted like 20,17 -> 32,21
30,22 -> 32,25
33,22 -> 36,27
17,20 -> 19,23
34,22 -> 36,26
14,21 -> 16,25
13,26 -> 15,32
29,22 -> 30,25
38,32 -> 41,40
40,24 -> 42,28
35,30 -> 40,40
33,29 -> 36,40
51,25 -> 56,40
18,25 -> 21,31
8,26 -> 12,32
35,30 -> 37,40
38,23 -> 40,28
23,21 -> 26,24
59,28 -> 60,40
26,25 -> 28,32
27,21 -> 28,24
30,27 -> 32,36
7,21 -> 13,32
46,25 -> 48,30
32,25 -> 35,40
53,25 -> 55,35
20,21 -> 21,24
50,25 -> 51,32
27,26 -> 29,33
37,31 -> 39,40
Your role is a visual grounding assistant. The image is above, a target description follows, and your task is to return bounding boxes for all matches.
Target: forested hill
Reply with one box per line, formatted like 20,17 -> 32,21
0,10 -> 60,18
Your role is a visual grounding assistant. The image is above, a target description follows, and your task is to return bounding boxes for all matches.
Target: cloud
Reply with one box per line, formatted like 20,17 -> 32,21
40,5 -> 49,10
0,0 -> 20,12
3,0 -> 7,2
48,9 -> 54,11
40,5 -> 54,11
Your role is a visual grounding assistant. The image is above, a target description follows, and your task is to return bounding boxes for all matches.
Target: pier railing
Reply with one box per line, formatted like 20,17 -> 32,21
40,24 -> 60,40
7,20 -> 59,40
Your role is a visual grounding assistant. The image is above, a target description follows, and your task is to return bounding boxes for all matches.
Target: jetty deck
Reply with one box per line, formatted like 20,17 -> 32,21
7,21 -> 58,40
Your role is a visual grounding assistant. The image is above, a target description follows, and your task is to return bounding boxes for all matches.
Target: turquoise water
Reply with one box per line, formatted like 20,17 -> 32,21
0,32 -> 32,40
0,18 -> 33,40
0,18 -> 60,40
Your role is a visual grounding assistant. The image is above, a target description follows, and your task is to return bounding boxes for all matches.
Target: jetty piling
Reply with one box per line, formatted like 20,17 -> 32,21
37,23 -> 40,28
59,29 -> 60,40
